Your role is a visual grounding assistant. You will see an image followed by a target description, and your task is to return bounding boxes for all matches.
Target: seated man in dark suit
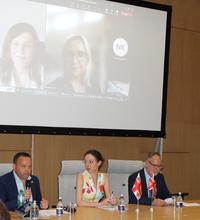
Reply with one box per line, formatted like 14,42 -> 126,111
0,152 -> 48,211
128,152 -> 172,206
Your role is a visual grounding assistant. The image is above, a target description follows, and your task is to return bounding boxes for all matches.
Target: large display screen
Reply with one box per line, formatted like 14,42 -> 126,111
0,0 -> 172,136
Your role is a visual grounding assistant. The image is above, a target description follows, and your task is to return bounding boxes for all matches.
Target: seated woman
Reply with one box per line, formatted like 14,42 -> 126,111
76,149 -> 116,207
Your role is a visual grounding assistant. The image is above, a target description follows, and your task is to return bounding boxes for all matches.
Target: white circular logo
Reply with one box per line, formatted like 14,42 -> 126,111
113,38 -> 128,57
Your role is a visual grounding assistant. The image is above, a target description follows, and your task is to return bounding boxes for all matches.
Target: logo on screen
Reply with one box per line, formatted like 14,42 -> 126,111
113,38 -> 128,57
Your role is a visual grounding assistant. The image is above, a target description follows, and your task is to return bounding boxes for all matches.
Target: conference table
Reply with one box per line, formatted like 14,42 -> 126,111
11,202 -> 200,220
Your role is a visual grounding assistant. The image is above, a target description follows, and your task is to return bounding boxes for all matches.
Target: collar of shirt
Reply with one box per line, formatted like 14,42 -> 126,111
13,171 -> 33,202
144,168 -> 151,185
13,171 -> 24,193
144,168 -> 152,198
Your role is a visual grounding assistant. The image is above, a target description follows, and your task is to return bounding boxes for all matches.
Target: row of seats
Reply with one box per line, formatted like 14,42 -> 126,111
0,160 -> 144,205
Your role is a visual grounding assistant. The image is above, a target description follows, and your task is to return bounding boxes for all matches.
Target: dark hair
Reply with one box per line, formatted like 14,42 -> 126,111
84,149 -> 104,164
147,152 -> 161,159
0,201 -> 10,220
13,152 -> 31,164
1,22 -> 43,86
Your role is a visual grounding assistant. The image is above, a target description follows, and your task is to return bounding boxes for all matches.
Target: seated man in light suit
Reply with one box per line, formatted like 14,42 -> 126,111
128,152 -> 172,206
0,152 -> 48,211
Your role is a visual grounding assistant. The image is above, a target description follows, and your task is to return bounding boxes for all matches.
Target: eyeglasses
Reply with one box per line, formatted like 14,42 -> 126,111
83,159 -> 95,165
64,51 -> 88,61
148,160 -> 163,170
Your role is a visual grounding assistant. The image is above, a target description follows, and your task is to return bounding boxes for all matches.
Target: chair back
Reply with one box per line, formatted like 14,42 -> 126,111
0,163 -> 13,176
107,159 -> 144,203
58,160 -> 84,205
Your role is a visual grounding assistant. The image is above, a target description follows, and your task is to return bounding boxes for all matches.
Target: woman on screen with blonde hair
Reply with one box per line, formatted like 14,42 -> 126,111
62,35 -> 92,94
48,35 -> 101,95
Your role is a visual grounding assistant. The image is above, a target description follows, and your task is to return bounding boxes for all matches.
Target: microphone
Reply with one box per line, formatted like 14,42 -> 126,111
25,176 -> 32,203
26,176 -> 32,190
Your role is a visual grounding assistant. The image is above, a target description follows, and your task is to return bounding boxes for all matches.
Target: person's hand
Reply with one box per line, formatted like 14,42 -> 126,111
40,198 -> 48,209
97,196 -> 118,207
152,198 -> 167,207
24,189 -> 31,201
101,198 -> 110,206
95,198 -> 110,207
108,196 -> 118,205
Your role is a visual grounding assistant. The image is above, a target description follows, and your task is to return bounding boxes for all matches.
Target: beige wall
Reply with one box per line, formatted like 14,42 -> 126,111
0,0 -> 200,206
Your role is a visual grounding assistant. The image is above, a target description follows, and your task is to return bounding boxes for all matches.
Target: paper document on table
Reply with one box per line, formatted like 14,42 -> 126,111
164,198 -> 173,205
39,209 -> 69,217
183,202 -> 200,207
98,205 -> 118,211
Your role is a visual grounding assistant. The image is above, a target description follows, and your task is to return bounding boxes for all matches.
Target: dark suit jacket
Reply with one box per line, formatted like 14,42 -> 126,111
0,171 -> 42,211
128,168 -> 171,205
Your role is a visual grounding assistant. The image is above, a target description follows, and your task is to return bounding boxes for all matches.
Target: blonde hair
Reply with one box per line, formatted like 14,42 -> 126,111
62,35 -> 92,87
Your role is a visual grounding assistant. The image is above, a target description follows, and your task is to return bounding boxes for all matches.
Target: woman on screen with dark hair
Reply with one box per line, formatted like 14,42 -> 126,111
76,149 -> 117,207
0,22 -> 44,90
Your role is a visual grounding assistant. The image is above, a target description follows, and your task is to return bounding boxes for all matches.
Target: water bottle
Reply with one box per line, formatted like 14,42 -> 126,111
118,194 -> 125,212
30,200 -> 39,219
18,189 -> 24,207
56,197 -> 64,216
176,192 -> 183,208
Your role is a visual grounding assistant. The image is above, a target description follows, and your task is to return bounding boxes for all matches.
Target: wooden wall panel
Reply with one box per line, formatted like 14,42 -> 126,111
0,134 -> 31,148
149,0 -> 200,31
166,28 -> 200,151
171,0 -> 200,31
162,153 -> 193,195
0,134 -> 31,162
163,5 -> 200,200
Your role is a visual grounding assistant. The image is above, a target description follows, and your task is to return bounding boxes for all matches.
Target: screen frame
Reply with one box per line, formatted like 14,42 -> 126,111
0,0 -> 172,137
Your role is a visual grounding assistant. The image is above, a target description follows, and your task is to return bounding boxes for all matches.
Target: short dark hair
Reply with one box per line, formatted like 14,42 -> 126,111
84,149 -> 104,164
147,152 -> 161,159
13,152 -> 31,164
0,201 -> 10,220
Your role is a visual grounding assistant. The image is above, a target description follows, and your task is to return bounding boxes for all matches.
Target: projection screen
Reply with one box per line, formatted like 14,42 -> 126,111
0,0 -> 172,137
